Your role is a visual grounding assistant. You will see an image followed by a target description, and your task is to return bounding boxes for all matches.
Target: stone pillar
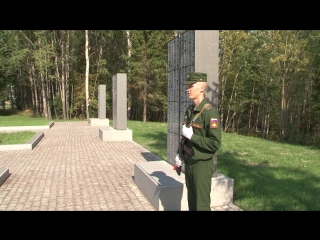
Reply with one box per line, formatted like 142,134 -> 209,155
98,84 -> 106,119
194,30 -> 219,176
112,73 -> 127,130
89,84 -> 109,126
194,31 -> 219,109
99,73 -> 132,141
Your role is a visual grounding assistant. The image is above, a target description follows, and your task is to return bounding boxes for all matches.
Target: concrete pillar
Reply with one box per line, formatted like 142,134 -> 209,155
112,73 -> 127,130
98,84 -> 106,119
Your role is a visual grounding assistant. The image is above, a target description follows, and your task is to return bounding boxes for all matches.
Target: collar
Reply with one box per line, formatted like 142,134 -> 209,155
193,98 -> 207,112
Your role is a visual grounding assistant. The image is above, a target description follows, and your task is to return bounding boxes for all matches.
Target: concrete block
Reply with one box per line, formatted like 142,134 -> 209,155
99,126 -> 132,141
0,167 -> 9,187
89,118 -> 109,126
134,161 -> 187,211
26,132 -> 44,149
211,172 -> 234,206
134,161 -> 234,211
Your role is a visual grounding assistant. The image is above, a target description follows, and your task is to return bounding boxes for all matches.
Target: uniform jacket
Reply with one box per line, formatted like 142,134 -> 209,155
184,98 -> 221,161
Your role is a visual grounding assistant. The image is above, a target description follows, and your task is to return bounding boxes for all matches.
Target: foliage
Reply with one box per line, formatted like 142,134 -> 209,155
124,30 -> 175,122
1,30 -> 320,148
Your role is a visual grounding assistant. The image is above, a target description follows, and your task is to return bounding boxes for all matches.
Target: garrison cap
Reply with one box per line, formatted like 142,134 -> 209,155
184,72 -> 207,84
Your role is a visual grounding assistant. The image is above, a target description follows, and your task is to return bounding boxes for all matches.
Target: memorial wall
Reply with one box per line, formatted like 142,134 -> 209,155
167,30 -> 219,174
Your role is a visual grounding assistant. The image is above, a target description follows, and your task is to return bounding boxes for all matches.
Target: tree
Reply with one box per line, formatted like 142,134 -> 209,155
85,30 -> 89,120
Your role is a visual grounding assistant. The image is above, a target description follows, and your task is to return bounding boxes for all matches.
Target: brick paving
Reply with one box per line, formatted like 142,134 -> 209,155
0,121 -> 243,211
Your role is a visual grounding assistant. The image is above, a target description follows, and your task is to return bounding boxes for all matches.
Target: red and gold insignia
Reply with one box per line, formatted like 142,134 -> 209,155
210,118 -> 218,129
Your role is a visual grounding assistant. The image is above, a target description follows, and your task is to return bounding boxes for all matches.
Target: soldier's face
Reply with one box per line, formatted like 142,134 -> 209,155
186,82 -> 202,100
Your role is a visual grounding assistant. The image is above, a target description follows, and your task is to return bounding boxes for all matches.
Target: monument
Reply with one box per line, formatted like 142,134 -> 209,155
89,84 -> 110,126
99,73 -> 132,141
134,30 -> 234,210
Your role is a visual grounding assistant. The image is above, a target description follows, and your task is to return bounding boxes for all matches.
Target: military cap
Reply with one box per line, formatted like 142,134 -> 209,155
184,72 -> 207,84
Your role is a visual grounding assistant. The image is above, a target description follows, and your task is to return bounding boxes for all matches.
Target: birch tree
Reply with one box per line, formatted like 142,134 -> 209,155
85,30 -> 89,120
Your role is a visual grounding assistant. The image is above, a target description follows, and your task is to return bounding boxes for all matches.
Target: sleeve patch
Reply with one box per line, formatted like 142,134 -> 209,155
210,118 -> 218,129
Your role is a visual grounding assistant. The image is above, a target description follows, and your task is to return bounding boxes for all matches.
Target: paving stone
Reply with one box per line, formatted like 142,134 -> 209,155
0,122 -> 243,211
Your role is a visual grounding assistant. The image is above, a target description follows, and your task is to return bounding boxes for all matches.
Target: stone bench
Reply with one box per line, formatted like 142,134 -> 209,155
0,167 -> 9,187
134,160 -> 234,211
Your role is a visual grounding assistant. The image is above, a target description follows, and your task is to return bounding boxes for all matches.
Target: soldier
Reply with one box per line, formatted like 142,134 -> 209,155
88,98 -> 92,118
175,72 -> 221,211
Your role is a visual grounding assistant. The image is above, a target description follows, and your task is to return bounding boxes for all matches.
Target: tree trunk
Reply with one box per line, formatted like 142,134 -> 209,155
126,30 -> 132,120
40,71 -> 48,119
38,38 -> 48,119
220,75 -> 226,131
27,62 -> 35,111
225,66 -> 242,132
30,64 -> 39,114
60,30 -> 67,120
54,48 -> 60,119
260,77 -> 268,139
92,44 -> 103,99
248,79 -> 256,132
143,78 -> 147,122
85,30 -> 89,120
279,71 -> 288,142
143,52 -> 147,123
65,30 -> 70,119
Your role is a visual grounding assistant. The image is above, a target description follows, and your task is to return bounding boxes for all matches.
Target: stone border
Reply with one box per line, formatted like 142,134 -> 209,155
0,167 -> 10,187
0,121 -> 54,132
0,121 -> 52,151
0,131 -> 44,151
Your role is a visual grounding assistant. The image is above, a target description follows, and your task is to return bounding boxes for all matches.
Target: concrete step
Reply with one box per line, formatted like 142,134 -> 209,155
134,160 -> 236,211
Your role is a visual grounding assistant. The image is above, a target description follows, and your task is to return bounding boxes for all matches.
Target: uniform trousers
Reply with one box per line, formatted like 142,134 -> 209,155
184,156 -> 214,211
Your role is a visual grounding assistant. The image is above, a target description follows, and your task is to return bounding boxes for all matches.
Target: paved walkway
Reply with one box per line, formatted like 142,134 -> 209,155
0,122 -> 242,211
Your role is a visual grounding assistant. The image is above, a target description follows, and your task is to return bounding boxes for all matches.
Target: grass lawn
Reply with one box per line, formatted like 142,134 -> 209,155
0,116 -> 49,126
0,131 -> 36,144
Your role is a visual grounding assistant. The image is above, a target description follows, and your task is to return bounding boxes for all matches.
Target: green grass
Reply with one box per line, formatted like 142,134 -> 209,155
218,133 -> 320,211
1,115 -> 320,210
0,131 -> 36,144
0,116 -> 49,126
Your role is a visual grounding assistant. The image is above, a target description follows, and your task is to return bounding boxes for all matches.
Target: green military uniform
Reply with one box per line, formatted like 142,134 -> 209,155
182,72 -> 221,211
88,99 -> 92,118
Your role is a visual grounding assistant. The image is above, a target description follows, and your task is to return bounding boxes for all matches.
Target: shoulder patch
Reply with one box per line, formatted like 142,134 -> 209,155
204,104 -> 212,111
210,118 -> 218,129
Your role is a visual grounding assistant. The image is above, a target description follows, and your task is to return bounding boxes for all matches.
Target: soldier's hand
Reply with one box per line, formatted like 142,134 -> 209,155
175,154 -> 182,167
182,124 -> 193,139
